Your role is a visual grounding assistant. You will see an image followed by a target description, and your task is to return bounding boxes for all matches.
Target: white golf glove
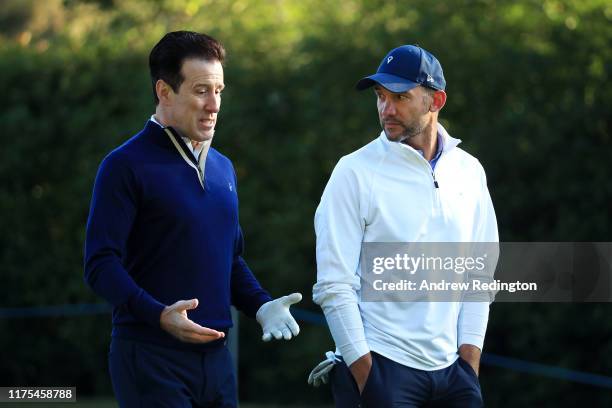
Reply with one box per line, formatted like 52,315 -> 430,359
256,292 -> 302,341
308,351 -> 340,387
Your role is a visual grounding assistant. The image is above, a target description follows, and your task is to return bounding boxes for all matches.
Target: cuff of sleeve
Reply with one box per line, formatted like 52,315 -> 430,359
340,340 -> 370,367
458,333 -> 485,350
127,288 -> 166,328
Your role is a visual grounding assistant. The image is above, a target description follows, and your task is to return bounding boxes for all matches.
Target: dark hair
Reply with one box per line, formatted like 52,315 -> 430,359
422,86 -> 436,97
149,31 -> 226,104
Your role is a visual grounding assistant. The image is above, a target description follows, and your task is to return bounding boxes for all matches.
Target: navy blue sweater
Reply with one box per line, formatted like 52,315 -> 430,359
84,120 -> 271,350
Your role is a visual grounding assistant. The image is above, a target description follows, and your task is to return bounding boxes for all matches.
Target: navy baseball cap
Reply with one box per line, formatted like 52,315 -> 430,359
356,45 -> 446,92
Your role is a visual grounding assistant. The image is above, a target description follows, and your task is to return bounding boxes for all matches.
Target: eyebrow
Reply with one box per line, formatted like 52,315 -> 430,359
193,82 -> 225,89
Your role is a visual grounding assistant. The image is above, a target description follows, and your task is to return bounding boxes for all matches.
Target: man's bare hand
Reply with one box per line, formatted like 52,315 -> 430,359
160,299 -> 225,343
349,352 -> 372,393
458,344 -> 481,376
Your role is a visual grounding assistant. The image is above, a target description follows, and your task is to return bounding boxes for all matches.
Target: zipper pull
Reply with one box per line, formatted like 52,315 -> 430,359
432,172 -> 439,188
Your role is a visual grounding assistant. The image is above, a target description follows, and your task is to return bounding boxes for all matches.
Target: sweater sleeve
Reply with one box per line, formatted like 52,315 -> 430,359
230,225 -> 273,318
313,158 -> 370,366
84,154 -> 166,327
228,168 -> 272,318
458,164 -> 499,349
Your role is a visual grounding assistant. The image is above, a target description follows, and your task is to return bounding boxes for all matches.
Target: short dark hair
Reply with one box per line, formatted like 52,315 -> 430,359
149,31 -> 226,104
422,86 -> 436,97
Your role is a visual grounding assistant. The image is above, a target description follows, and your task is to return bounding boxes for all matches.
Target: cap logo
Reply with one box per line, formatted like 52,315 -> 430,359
426,74 -> 434,83
387,56 -> 394,64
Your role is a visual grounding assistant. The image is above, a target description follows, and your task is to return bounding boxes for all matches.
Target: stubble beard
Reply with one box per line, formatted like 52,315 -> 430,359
381,119 -> 427,144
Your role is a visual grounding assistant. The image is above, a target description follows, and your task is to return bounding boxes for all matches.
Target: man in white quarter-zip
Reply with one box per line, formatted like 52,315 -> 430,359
311,45 -> 498,407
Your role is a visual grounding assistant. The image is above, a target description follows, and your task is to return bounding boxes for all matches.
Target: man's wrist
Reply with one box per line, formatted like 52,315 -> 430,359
458,344 -> 481,375
459,344 -> 481,357
340,341 -> 370,367
128,289 -> 167,328
348,352 -> 372,393
349,352 -> 372,370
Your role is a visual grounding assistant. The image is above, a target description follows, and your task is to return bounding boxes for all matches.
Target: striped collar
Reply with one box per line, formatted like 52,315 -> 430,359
149,115 -> 206,161
148,116 -> 211,190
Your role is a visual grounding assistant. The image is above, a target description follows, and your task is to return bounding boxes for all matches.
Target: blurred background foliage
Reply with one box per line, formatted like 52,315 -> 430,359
0,0 -> 611,406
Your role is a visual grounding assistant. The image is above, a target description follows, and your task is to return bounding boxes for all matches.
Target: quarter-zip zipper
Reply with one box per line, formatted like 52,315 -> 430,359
397,138 -> 448,216
410,149 -> 443,217
414,152 -> 442,216
432,171 -> 439,188
431,168 -> 442,217
196,152 -> 205,183
404,143 -> 441,189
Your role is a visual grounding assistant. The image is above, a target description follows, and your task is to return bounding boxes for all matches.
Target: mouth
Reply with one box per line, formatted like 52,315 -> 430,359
199,119 -> 215,129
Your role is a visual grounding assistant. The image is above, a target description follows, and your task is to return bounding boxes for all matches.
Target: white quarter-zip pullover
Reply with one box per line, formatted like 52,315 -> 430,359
313,124 -> 498,370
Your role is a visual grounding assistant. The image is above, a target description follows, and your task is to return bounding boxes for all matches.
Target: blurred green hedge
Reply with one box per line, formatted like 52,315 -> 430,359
0,0 -> 611,406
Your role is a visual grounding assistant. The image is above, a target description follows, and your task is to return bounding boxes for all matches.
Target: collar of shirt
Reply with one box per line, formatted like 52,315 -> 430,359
415,132 -> 444,170
149,115 -> 204,161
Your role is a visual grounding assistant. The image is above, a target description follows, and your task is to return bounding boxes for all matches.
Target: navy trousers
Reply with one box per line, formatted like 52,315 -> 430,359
109,337 -> 237,408
331,352 -> 483,408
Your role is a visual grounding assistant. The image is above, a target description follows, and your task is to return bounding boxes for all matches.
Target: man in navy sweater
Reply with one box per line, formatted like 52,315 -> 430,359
84,31 -> 302,407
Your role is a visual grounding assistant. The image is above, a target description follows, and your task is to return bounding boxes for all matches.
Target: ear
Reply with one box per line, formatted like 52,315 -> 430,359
430,90 -> 447,112
155,79 -> 174,105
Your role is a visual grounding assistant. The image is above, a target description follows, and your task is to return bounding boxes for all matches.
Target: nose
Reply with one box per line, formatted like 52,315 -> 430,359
206,94 -> 221,113
380,99 -> 396,117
